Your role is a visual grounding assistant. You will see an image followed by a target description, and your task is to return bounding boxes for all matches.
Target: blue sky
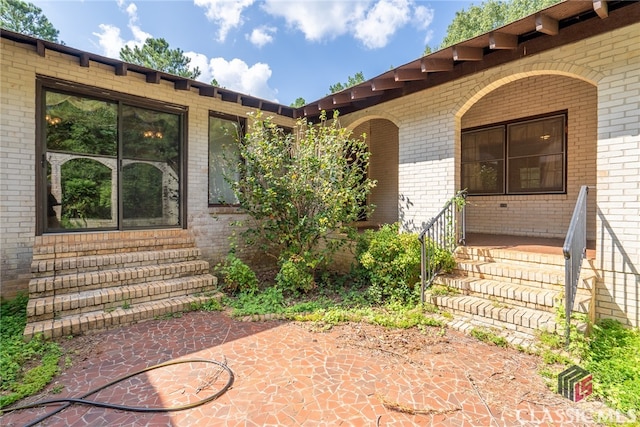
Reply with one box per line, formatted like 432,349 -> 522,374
33,0 -> 475,106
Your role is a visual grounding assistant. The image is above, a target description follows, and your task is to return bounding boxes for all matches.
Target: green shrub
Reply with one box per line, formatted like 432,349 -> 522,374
216,253 -> 258,294
355,223 -> 455,304
276,254 -> 316,294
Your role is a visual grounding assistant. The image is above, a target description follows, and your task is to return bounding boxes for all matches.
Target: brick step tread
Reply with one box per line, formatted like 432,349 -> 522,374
433,275 -> 592,313
26,275 -> 218,322
433,294 -> 558,335
456,246 -> 565,264
455,247 -> 595,269
31,247 -> 202,276
452,260 -> 595,289
23,293 -> 222,340
32,230 -> 196,259
29,260 -> 211,297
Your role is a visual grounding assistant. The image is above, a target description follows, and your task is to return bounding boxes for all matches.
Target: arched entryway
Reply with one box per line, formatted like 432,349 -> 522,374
456,73 -> 598,244
351,118 -> 399,227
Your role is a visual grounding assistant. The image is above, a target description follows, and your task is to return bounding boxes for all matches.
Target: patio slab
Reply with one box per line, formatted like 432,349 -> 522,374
2,311 -> 604,426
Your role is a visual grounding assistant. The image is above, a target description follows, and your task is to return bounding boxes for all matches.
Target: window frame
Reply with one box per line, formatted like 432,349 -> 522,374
207,111 -> 246,207
36,76 -> 188,235
461,111 -> 567,196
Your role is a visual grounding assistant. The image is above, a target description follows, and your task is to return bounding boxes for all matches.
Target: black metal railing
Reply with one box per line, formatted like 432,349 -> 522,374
563,185 -> 589,346
418,190 -> 467,302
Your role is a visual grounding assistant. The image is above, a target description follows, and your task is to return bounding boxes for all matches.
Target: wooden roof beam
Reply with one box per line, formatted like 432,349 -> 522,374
394,68 -> 426,82
174,80 -> 191,91
421,58 -> 454,72
489,32 -> 518,50
536,14 -> 559,35
593,0 -> 608,19
371,78 -> 404,91
453,46 -> 483,61
79,53 -> 90,67
317,98 -> 337,110
115,63 -> 127,76
332,92 -> 352,104
36,40 -> 46,57
146,72 -> 161,84
350,86 -> 376,99
199,86 -> 217,97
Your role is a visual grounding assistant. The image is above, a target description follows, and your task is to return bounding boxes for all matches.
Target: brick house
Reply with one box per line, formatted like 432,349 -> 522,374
0,1 -> 638,337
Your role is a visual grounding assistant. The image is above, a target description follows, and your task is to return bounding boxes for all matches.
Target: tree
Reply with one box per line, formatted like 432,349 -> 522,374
232,111 -> 375,293
0,0 -> 60,42
120,38 -> 201,79
290,97 -> 306,108
435,0 -> 560,50
329,72 -> 365,94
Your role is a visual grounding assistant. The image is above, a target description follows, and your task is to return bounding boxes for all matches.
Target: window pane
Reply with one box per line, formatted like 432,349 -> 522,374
49,157 -> 116,230
508,116 -> 564,157
461,126 -> 504,194
209,116 -> 242,205
45,92 -> 117,156
461,161 -> 504,194
121,105 -> 181,227
508,154 -> 563,193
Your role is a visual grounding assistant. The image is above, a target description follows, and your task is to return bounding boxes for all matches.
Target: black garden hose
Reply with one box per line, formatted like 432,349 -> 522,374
3,358 -> 234,427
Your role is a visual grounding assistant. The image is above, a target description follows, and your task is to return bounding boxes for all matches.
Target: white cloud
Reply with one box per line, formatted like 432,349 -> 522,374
93,24 -> 126,58
92,1 -> 151,59
247,26 -> 276,48
263,0 -> 435,49
413,5 -> 435,30
194,0 -> 255,42
186,52 -> 278,101
354,0 -> 411,49
262,0 -> 367,42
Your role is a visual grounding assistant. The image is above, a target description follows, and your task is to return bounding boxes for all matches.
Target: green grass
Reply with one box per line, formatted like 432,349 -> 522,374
0,294 -> 62,409
581,319 -> 640,414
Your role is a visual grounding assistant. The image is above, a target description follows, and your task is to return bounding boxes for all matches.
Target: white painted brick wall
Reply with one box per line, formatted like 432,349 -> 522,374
340,23 -> 639,326
0,39 -> 293,296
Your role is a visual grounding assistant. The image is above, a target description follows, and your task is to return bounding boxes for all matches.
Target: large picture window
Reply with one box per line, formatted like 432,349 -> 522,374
208,113 -> 245,205
461,113 -> 566,195
40,79 -> 185,233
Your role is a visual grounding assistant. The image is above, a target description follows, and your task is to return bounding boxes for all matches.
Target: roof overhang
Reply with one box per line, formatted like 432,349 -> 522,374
298,0 -> 640,121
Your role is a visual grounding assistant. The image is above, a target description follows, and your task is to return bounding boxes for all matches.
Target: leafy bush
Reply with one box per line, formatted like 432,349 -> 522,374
355,223 -> 455,304
216,253 -> 258,294
276,253 -> 316,295
231,111 -> 376,293
0,294 -> 62,408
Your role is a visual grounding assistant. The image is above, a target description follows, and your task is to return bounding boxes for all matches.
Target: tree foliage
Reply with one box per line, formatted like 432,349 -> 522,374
120,38 -> 201,79
329,72 -> 365,94
0,0 -> 60,42
290,97 -> 306,108
232,111 -> 375,292
435,0 -> 560,50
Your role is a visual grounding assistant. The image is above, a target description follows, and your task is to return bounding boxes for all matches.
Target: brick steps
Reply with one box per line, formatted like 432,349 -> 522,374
429,245 -> 596,342
31,247 -> 202,278
29,260 -> 212,298
435,275 -> 592,314
23,294 -> 221,340
26,275 -> 217,322
433,295 -> 558,335
24,229 -> 219,340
